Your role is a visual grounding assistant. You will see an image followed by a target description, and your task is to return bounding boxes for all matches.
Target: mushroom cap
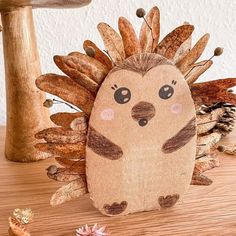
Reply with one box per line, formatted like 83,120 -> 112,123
0,0 -> 91,9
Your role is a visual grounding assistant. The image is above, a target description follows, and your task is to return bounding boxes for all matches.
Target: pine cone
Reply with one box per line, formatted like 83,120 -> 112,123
196,102 -> 236,136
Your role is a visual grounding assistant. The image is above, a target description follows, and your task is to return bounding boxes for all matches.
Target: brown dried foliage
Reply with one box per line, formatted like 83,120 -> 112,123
156,25 -> 194,60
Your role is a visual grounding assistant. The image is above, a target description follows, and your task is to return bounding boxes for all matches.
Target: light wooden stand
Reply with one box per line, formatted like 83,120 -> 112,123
1,7 -> 51,162
0,0 -> 91,162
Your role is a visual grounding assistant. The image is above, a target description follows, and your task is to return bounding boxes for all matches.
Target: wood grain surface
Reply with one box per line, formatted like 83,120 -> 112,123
0,0 -> 91,9
1,7 -> 51,162
0,126 -> 236,235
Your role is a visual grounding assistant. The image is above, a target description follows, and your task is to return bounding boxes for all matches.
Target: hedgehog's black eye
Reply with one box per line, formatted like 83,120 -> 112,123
114,87 -> 131,104
159,85 -> 174,99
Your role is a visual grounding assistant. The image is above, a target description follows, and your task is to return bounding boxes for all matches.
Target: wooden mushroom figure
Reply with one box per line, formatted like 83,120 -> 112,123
0,0 -> 91,162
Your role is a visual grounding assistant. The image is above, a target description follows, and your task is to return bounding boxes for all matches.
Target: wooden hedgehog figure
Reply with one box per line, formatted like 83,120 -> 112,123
35,6 -> 236,216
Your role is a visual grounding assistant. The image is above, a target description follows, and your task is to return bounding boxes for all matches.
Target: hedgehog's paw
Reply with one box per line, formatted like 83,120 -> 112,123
158,194 -> 180,208
103,201 -> 128,215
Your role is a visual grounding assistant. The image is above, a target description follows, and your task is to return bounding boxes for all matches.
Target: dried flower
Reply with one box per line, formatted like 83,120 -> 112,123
217,145 -> 225,152
76,224 -> 109,236
214,47 -> 224,56
47,165 -> 58,175
12,208 -> 34,225
136,8 -> 146,18
43,99 -> 53,108
85,46 -> 96,57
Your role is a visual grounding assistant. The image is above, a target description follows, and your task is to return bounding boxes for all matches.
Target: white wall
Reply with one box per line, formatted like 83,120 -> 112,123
0,0 -> 235,124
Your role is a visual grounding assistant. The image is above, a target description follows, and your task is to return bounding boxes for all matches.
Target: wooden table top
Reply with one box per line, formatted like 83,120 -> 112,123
0,0 -> 91,9
0,126 -> 236,236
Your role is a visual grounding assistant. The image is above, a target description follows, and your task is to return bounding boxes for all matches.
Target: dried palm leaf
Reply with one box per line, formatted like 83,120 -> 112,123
186,60 -> 213,85
35,127 -> 86,144
176,33 -> 210,73
50,112 -> 87,128
36,74 -> 95,114
173,22 -> 192,63
191,78 -> 236,105
139,6 -> 160,53
47,167 -> 84,182
118,17 -> 141,58
217,144 -> 236,155
55,157 -> 86,171
54,54 -> 108,85
97,22 -> 125,64
194,153 -> 220,175
191,174 -> 213,186
35,143 -> 86,159
83,40 -> 112,70
156,24 -> 194,60
50,179 -> 87,206
70,117 -> 88,132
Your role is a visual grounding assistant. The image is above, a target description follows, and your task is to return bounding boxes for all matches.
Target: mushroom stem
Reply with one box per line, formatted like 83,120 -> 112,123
1,6 -> 51,162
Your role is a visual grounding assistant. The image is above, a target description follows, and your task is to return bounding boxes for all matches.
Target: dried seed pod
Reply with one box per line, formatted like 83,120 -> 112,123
136,8 -> 146,18
43,99 -> 53,108
84,46 -> 96,57
47,165 -> 58,175
83,40 -> 112,70
217,145 -> 225,152
214,47 -> 223,56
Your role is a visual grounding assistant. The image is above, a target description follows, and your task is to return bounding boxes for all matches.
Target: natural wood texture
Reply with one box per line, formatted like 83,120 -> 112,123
1,7 -> 51,162
0,0 -> 91,9
0,126 -> 236,235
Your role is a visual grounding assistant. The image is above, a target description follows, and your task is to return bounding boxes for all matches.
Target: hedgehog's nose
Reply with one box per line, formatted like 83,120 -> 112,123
131,101 -> 156,127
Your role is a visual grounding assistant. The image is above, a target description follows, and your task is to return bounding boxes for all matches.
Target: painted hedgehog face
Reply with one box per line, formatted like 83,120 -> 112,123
89,54 -> 195,149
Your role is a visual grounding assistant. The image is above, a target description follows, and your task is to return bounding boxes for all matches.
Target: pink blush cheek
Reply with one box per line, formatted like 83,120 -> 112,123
100,108 -> 115,121
171,103 -> 183,114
